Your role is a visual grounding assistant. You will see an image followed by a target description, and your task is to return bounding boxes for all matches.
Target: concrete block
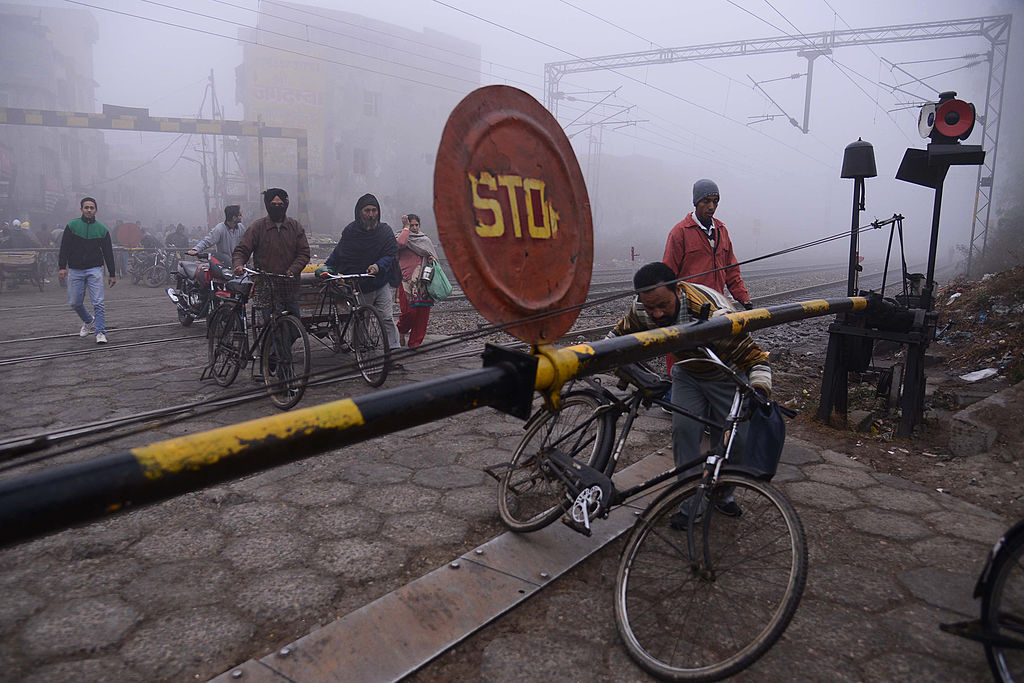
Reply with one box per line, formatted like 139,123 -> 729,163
949,381 -> 1024,456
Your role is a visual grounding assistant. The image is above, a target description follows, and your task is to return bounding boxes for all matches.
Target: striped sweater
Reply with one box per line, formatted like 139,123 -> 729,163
608,281 -> 772,392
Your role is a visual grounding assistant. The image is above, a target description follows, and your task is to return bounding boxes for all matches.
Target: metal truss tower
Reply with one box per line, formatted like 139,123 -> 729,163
545,15 -> 1012,270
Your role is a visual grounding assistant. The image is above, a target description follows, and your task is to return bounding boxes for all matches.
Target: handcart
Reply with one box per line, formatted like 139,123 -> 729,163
0,251 -> 45,292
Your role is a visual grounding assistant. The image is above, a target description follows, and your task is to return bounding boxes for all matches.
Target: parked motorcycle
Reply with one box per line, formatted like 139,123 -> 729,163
166,252 -> 234,326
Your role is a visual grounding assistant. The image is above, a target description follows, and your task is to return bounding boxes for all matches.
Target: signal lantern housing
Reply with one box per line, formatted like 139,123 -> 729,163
918,91 -> 976,144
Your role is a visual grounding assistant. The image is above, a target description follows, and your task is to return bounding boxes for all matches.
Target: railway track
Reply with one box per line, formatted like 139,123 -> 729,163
0,263 -> 922,366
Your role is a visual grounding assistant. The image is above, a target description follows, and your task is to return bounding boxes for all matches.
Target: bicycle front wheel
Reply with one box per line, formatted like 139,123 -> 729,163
262,314 -> 310,410
983,529 -> 1024,681
207,307 -> 244,387
144,265 -> 168,287
497,390 -> 615,533
349,305 -> 390,387
615,473 -> 807,681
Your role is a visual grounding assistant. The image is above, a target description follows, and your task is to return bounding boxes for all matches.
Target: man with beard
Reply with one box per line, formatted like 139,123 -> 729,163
58,197 -> 117,344
608,262 -> 771,524
232,188 -> 310,318
323,193 -> 401,353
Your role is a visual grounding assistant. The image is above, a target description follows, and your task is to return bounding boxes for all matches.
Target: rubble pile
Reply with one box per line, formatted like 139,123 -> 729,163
935,266 -> 1024,383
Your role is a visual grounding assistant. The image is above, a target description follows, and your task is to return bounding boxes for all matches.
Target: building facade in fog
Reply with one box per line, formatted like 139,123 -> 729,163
0,4 -> 107,228
235,2 -> 481,236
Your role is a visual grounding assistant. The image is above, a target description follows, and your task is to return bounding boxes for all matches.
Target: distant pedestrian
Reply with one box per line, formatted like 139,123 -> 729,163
395,213 -> 438,349
58,197 -> 117,344
189,205 -> 244,259
663,179 -> 752,307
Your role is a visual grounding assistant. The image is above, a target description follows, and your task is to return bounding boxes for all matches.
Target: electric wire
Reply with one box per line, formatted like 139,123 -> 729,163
432,0 -> 833,168
726,0 -> 911,142
258,0 -> 540,81
63,0 -> 469,95
132,0 -> 484,90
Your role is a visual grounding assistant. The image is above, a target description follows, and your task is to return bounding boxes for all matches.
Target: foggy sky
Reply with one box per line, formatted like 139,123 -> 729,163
20,0 -> 1024,270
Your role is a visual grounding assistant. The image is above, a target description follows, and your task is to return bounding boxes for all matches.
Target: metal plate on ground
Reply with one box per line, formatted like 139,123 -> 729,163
434,85 -> 593,345
241,559 -> 538,683
210,452 -> 672,682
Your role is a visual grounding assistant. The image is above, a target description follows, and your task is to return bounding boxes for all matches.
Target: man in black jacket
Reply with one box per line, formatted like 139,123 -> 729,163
58,197 -> 117,344
324,194 -> 400,351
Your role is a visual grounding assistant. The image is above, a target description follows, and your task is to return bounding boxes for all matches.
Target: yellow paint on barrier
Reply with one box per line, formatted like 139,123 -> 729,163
67,116 -> 89,127
132,399 -> 365,479
533,343 -> 593,391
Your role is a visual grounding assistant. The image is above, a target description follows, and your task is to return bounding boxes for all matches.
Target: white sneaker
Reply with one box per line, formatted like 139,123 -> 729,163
96,333 -> 107,344
79,321 -> 94,337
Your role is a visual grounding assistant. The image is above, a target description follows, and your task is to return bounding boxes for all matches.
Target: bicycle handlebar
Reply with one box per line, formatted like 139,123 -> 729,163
318,272 -> 375,281
242,267 -> 298,278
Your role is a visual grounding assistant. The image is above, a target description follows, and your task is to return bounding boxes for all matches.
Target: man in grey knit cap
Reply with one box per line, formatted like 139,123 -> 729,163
662,178 -> 752,308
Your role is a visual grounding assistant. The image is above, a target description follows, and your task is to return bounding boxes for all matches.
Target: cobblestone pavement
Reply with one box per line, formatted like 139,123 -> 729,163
0,285 -> 1009,680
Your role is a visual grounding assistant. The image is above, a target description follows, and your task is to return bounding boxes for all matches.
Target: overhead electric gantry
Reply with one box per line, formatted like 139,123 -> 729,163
544,15 -> 1011,275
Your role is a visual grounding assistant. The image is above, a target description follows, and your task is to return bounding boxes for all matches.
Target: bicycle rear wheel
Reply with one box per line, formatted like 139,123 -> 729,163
349,305 -> 389,387
615,473 -> 807,681
262,314 -> 310,410
144,265 -> 168,287
983,529 -> 1024,681
497,390 -> 615,533
207,307 -> 244,387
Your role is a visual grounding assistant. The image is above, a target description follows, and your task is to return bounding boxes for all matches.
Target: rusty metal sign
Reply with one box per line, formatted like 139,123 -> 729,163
434,85 -> 593,345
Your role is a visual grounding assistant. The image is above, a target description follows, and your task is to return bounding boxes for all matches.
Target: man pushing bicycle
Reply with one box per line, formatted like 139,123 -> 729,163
608,261 -> 773,527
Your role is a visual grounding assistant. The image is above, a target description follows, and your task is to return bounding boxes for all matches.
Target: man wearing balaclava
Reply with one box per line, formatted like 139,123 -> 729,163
233,188 -> 310,318
323,193 -> 401,353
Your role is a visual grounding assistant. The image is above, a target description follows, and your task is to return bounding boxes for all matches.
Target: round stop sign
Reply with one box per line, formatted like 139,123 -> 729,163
434,85 -> 593,345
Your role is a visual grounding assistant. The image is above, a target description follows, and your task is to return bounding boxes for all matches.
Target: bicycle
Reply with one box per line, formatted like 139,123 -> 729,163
304,272 -> 391,387
204,268 -> 311,410
942,517 -> 1024,681
491,349 -> 807,680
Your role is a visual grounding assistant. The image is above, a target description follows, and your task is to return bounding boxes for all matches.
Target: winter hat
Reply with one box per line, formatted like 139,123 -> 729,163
692,179 -> 720,206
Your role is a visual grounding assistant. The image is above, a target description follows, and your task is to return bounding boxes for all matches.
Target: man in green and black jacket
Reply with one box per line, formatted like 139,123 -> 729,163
58,197 -> 117,344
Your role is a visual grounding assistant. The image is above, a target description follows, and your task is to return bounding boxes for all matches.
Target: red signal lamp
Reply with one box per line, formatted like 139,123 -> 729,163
918,91 -> 976,143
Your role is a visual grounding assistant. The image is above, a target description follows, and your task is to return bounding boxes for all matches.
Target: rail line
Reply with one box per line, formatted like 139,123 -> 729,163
0,265 -> 907,366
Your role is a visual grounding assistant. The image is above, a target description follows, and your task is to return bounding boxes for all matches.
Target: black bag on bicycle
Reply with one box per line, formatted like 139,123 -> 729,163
745,402 -> 788,479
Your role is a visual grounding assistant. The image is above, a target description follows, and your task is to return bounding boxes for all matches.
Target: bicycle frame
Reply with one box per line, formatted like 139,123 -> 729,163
307,273 -> 374,352
545,348 -> 771,534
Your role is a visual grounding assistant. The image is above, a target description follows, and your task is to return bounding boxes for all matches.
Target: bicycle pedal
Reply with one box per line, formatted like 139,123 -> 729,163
561,514 -> 592,537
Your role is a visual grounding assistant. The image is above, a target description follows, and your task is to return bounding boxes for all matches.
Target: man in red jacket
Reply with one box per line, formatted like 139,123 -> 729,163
660,179 -> 754,410
662,178 -> 752,309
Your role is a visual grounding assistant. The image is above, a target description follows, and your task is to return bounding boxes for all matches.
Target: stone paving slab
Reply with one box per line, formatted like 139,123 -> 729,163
0,287 -> 1013,680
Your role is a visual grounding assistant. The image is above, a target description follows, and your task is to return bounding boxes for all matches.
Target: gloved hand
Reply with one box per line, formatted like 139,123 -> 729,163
742,301 -> 755,310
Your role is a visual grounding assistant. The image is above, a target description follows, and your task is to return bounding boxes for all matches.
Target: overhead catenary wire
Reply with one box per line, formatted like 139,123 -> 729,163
63,0 -> 470,95
432,0 -> 833,168
723,0 -> 912,143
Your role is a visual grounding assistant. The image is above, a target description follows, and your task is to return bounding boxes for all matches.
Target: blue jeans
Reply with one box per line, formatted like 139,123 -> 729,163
68,267 -> 106,333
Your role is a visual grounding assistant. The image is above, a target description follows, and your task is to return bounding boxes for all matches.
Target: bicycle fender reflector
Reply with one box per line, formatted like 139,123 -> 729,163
434,85 -> 593,345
